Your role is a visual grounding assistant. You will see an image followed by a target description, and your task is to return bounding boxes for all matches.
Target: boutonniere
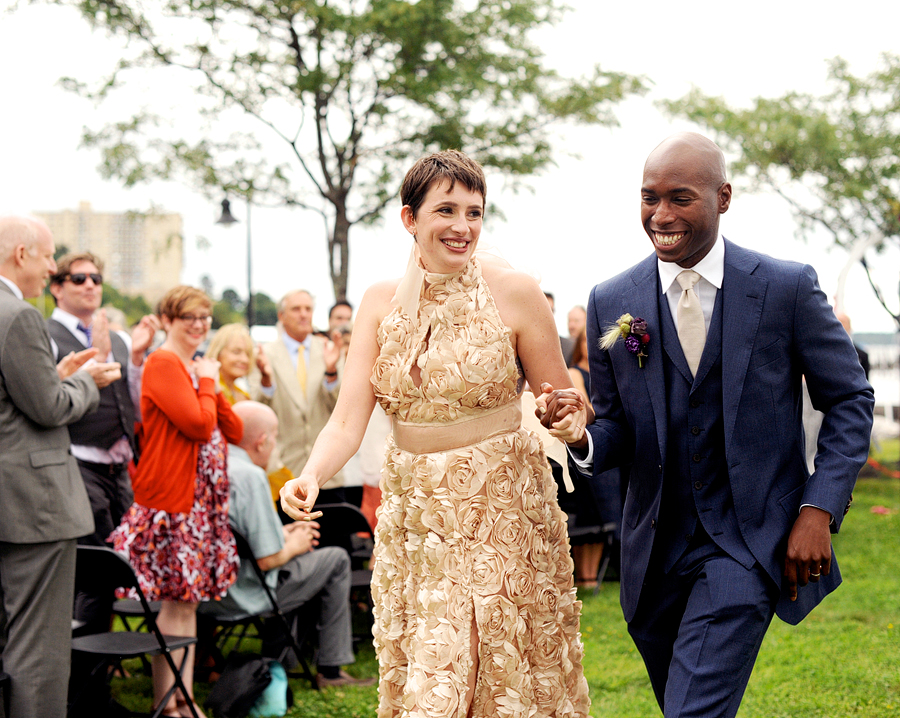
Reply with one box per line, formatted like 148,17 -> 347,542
599,313 -> 650,368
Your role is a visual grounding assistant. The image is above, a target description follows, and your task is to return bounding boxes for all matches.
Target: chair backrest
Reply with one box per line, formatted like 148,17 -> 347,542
228,527 -> 280,610
230,527 -> 257,562
75,546 -> 142,596
314,502 -> 373,550
74,546 -> 162,636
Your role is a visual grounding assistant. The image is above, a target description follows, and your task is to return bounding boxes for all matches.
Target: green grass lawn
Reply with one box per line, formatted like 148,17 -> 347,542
112,474 -> 899,717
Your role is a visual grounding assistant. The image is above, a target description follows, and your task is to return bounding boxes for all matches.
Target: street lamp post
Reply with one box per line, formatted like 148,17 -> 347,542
216,197 -> 254,329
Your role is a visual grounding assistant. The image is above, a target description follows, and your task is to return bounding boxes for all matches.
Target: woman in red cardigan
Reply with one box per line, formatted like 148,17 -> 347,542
112,286 -> 243,718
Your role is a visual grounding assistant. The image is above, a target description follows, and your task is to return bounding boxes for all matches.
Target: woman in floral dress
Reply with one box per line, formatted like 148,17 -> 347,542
111,286 -> 242,718
281,151 -> 592,717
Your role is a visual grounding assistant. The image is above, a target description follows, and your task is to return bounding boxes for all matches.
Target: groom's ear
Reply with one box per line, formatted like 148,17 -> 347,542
718,182 -> 732,214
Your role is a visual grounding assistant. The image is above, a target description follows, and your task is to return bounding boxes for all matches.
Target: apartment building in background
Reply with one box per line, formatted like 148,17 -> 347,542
34,201 -> 182,304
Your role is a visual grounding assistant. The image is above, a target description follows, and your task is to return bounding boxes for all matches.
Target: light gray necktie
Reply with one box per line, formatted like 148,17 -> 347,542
676,270 -> 706,376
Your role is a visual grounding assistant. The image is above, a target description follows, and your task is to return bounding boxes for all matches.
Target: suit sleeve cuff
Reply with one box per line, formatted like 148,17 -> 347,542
800,503 -> 835,524
567,433 -> 593,470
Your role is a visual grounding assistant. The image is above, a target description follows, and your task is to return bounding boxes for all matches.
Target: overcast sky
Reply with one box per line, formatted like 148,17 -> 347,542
1,0 -> 898,333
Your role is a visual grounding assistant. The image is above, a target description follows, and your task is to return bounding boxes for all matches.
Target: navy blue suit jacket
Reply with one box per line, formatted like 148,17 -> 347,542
584,239 -> 874,625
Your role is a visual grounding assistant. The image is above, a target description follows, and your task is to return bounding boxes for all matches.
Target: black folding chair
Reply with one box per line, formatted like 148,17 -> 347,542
69,546 -> 200,718
201,529 -> 318,690
113,598 -> 163,631
315,502 -> 374,568
315,503 -> 375,641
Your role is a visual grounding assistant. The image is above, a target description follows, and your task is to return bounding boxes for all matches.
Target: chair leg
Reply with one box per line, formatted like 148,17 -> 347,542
152,648 -> 199,718
277,611 -> 318,690
593,532 -> 616,595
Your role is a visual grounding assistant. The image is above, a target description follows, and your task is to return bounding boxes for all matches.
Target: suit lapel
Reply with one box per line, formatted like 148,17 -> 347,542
269,336 -> 309,413
623,258 -> 668,466
721,240 -> 767,451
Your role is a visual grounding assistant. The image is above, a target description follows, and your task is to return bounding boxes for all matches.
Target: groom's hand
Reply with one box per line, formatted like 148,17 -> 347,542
783,505 -> 833,601
535,382 -> 589,449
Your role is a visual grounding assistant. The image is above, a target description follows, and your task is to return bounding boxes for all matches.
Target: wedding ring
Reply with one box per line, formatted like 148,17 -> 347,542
810,571 -> 821,577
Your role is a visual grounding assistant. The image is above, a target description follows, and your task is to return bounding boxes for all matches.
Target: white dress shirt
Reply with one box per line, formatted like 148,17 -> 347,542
0,274 -> 23,299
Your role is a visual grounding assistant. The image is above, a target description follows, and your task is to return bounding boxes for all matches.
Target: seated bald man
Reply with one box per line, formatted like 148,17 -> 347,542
199,401 -> 373,688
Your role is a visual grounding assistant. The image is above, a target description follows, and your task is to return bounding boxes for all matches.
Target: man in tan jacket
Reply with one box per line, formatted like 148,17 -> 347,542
251,289 -> 345,507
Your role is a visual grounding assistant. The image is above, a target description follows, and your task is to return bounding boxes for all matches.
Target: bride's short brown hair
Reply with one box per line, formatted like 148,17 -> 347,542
400,150 -> 486,219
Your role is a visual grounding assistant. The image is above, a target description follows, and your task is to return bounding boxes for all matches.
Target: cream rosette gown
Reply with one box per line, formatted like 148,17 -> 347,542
370,256 -> 590,717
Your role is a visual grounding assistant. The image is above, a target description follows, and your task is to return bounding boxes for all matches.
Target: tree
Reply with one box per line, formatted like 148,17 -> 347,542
221,288 -> 245,314
100,284 -> 155,325
253,292 -> 279,326
45,0 -> 645,300
662,53 -> 900,328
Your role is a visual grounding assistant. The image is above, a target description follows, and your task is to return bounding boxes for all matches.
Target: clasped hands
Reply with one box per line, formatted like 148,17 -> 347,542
534,382 -> 592,449
284,519 -> 320,556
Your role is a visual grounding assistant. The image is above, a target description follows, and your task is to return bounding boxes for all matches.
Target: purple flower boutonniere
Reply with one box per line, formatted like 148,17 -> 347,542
600,313 -> 650,368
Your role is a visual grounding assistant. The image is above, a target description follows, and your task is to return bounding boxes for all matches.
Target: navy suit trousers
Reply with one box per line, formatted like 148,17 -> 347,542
628,529 -> 779,718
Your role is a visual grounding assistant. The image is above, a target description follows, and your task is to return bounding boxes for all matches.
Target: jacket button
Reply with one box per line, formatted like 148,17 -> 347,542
691,426 -> 700,436
690,399 -> 700,408
694,481 -> 703,490
685,533 -> 693,543
692,454 -> 701,463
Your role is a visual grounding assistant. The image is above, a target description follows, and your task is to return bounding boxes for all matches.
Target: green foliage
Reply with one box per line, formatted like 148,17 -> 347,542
209,288 -> 278,327
662,54 -> 900,326
252,291 -> 279,325
40,0 -> 645,299
94,283 -> 154,325
211,298 -> 244,329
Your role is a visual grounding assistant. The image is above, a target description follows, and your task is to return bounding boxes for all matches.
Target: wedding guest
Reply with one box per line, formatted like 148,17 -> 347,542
112,286 -> 242,718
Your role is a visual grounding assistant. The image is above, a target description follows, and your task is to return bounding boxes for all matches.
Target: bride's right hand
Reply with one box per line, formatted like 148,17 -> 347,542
280,474 -> 321,520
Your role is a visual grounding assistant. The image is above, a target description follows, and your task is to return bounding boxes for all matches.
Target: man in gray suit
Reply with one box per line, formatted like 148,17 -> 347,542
0,216 -> 121,718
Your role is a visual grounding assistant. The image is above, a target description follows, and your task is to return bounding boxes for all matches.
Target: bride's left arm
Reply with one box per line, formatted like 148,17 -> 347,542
484,265 -> 584,392
483,264 -> 593,443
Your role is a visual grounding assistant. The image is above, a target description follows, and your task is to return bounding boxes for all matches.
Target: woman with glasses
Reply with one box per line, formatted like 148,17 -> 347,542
111,286 -> 243,718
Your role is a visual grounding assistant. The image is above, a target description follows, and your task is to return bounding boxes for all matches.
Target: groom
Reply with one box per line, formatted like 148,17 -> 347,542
541,133 -> 873,717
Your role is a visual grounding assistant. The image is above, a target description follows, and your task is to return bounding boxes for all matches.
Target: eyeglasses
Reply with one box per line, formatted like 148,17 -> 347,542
66,273 -> 103,286
178,314 -> 213,326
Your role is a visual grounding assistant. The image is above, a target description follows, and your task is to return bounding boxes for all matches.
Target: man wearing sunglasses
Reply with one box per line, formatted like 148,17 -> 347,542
0,217 -> 123,718
46,253 -> 159,638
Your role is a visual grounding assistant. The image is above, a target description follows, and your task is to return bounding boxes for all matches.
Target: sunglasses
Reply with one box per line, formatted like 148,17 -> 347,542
66,273 -> 103,286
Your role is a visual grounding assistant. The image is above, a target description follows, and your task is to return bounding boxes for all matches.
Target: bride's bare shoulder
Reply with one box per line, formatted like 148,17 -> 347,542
357,279 -> 402,322
479,258 -> 542,301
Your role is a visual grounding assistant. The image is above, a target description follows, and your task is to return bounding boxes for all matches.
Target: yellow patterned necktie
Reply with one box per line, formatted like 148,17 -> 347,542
296,346 -> 307,391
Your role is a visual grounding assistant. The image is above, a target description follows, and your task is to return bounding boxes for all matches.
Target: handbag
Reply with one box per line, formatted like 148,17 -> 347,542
249,660 -> 293,717
204,654 -> 272,718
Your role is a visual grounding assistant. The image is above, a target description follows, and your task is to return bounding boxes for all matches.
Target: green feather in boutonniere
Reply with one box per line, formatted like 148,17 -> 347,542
600,313 -> 650,368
